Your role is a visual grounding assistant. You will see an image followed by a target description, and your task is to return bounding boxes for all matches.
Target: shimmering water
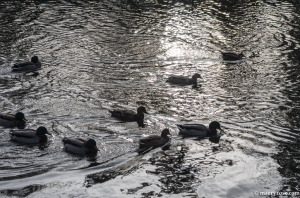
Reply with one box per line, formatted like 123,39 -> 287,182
0,0 -> 300,197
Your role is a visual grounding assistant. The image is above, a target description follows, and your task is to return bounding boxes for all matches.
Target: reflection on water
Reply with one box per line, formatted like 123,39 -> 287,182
0,0 -> 300,197
0,184 -> 45,197
146,145 -> 197,195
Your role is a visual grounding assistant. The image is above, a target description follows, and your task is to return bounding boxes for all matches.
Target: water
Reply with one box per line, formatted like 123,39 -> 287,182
0,0 -> 299,197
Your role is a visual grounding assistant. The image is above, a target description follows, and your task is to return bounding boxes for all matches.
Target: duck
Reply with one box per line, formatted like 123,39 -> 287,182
12,56 -> 41,73
62,138 -> 99,156
109,106 -> 148,127
177,121 -> 224,138
0,112 -> 27,128
137,128 -> 171,154
10,126 -> 50,144
221,52 -> 245,61
167,73 -> 202,85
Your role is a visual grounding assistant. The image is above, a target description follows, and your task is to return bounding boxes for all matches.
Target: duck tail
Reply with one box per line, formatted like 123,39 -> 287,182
12,64 -> 20,71
9,131 -> 15,137
177,125 -> 183,130
62,137 -> 68,143
108,110 -> 116,115
109,110 -> 122,117
109,111 -> 117,117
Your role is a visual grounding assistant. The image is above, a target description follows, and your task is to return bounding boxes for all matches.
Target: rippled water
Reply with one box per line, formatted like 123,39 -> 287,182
0,0 -> 300,197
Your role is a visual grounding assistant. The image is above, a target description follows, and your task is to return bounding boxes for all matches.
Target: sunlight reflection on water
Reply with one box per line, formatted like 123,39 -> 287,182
0,0 -> 300,197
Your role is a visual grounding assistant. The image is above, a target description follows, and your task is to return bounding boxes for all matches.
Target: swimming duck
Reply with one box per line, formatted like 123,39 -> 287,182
109,106 -> 148,127
177,121 -> 224,138
167,73 -> 202,85
12,56 -> 41,73
10,126 -> 50,144
137,128 -> 171,154
63,138 -> 99,156
0,112 -> 27,128
221,52 -> 245,61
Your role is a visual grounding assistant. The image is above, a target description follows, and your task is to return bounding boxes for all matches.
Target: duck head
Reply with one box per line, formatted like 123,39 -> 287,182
161,128 -> 170,137
137,106 -> 148,115
84,139 -> 99,151
31,56 -> 39,63
15,112 -> 26,121
238,53 -> 245,59
36,126 -> 51,136
209,121 -> 224,132
192,73 -> 202,80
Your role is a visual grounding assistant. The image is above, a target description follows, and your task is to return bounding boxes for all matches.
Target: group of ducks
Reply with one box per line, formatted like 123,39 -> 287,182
2,51 -> 242,156
0,109 -> 224,155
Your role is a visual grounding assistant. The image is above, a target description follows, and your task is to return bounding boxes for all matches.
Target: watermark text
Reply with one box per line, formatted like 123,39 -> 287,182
254,191 -> 300,196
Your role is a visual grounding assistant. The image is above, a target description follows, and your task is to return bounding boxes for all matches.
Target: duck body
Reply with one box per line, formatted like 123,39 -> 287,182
109,106 -> 148,127
177,124 -> 213,137
10,126 -> 50,144
221,52 -> 245,61
12,56 -> 41,73
177,121 -> 223,138
0,112 -> 26,128
63,138 -> 99,156
137,128 -> 171,154
167,73 -> 202,85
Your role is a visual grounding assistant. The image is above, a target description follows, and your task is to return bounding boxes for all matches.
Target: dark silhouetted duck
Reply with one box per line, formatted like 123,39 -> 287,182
109,106 -> 148,127
10,126 -> 50,144
12,56 -> 41,73
221,52 -> 245,61
63,138 -> 99,156
137,128 -> 171,154
177,121 -> 224,138
167,73 -> 202,86
0,112 -> 27,128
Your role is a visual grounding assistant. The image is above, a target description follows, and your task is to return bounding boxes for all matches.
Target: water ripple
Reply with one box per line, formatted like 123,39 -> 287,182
0,0 -> 300,197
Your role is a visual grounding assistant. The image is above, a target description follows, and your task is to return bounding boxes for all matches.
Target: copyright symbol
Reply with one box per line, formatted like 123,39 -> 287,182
254,191 -> 259,196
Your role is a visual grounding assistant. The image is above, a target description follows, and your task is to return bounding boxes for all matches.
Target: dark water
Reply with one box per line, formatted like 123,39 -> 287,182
0,0 -> 300,197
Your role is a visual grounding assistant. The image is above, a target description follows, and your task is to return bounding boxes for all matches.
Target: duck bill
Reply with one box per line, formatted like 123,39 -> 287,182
23,118 -> 28,121
95,146 -> 100,151
219,128 -> 225,133
198,76 -> 204,82
145,111 -> 149,114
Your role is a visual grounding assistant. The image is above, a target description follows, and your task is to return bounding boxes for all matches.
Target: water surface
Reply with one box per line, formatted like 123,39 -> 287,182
0,0 -> 300,197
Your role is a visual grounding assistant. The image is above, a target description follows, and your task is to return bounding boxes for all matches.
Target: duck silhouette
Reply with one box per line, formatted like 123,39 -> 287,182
0,112 -> 27,128
63,138 -> 99,156
137,128 -> 171,154
221,52 -> 245,61
12,56 -> 41,73
109,106 -> 148,127
177,121 -> 224,138
167,73 -> 202,86
10,126 -> 50,144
